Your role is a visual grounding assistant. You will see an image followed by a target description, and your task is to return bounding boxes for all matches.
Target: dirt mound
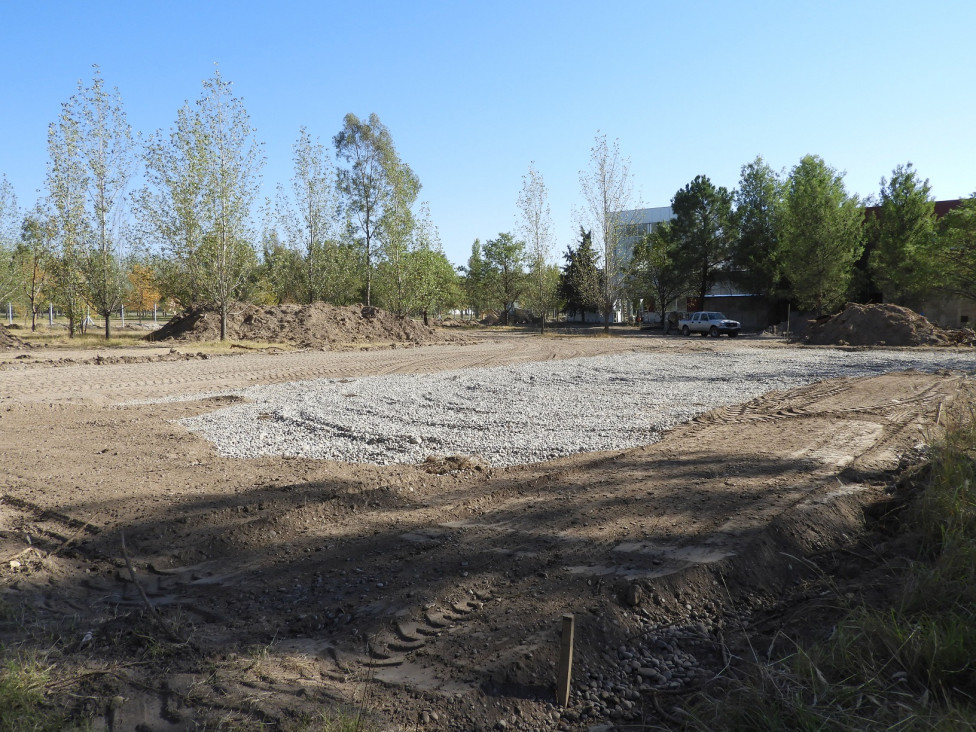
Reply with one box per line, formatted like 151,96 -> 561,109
805,303 -> 974,347
147,302 -> 467,348
0,324 -> 28,350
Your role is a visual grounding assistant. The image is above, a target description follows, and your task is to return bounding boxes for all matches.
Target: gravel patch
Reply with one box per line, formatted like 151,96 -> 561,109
164,348 -> 974,467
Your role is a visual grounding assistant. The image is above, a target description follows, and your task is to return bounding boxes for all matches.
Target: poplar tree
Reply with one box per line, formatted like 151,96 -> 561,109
68,66 -> 137,339
0,175 -> 19,304
136,101 -> 209,309
195,69 -> 263,340
279,127 -> 342,303
579,133 -> 637,331
138,69 -> 263,339
517,162 -> 558,333
334,113 -> 393,306
16,205 -> 54,331
46,104 -> 89,336
374,143 -> 420,315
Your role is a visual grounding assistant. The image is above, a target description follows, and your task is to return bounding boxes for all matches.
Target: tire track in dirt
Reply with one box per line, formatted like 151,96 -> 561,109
0,336 -> 646,405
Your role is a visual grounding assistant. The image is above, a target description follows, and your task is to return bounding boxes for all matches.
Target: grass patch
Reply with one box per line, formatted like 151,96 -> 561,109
283,710 -> 379,732
16,327 -> 151,349
686,416 -> 976,730
0,651 -> 67,732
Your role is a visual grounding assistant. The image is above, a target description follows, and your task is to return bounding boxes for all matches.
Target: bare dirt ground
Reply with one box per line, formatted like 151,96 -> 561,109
1,331 -> 973,731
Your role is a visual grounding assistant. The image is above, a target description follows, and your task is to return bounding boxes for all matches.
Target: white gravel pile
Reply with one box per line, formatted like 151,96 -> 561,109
170,348 -> 973,467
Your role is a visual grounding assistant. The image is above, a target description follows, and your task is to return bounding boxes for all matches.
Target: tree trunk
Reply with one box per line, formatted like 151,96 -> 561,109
104,313 -> 111,339
220,301 -> 227,341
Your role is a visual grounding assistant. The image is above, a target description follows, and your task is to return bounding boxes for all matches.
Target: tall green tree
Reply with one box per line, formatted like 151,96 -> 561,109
374,140 -> 421,315
579,133 -> 637,331
463,239 -> 489,319
279,127 -> 342,303
780,155 -> 864,315
936,194 -> 976,302
16,206 -> 54,331
867,163 -> 938,305
139,69 -> 263,339
136,100 -> 210,310
406,203 -> 460,324
46,101 -> 89,336
66,66 -> 138,339
334,113 -> 396,307
517,162 -> 558,333
670,174 -> 737,307
0,175 -> 20,305
628,222 -> 691,321
482,232 -> 527,326
558,227 -> 601,320
195,69 -> 264,340
733,157 -> 783,296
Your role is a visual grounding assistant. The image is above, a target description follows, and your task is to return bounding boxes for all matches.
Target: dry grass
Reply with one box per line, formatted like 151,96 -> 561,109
684,414 -> 976,731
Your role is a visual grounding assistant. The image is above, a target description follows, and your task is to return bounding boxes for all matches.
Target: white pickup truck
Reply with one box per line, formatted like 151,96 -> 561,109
679,311 -> 741,337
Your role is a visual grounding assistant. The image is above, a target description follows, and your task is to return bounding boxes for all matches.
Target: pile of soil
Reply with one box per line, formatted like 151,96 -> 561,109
147,302 -> 467,349
805,302 -> 976,347
0,324 -> 28,350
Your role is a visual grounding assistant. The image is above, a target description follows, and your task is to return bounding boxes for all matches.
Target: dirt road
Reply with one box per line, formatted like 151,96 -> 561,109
0,333 -> 971,730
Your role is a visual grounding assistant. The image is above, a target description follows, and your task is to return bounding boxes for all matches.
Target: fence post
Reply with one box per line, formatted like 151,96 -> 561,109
556,613 -> 575,706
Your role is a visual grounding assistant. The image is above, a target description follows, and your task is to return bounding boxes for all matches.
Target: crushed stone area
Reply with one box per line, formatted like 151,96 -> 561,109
151,348 -> 976,467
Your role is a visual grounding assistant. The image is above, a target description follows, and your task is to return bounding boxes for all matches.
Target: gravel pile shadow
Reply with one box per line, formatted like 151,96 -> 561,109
0,324 -> 28,350
147,302 -> 468,348
805,302 -> 976,347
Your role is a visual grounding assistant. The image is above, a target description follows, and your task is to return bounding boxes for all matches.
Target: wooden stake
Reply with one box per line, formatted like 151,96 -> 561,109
556,613 -> 575,707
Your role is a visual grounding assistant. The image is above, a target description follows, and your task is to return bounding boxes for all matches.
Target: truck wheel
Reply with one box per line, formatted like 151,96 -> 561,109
682,325 -> 690,336
709,326 -> 718,337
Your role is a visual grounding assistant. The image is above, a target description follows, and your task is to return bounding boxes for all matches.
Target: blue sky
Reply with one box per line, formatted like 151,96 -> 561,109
2,1 -> 974,267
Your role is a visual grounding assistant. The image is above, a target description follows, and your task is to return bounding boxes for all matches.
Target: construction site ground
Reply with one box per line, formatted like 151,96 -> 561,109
1,330 -> 972,731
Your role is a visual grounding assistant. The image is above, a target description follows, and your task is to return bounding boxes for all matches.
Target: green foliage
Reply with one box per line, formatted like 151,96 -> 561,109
687,417 -> 976,731
779,155 -> 864,315
137,68 -> 263,339
278,127 -> 346,304
67,65 -> 137,338
0,653 -> 66,732
194,69 -> 264,339
670,174 -> 737,305
334,113 -> 395,307
559,227 -> 601,318
373,146 -> 421,316
462,239 -> 490,317
867,163 -> 939,305
0,175 -> 19,304
936,194 -> 976,301
627,222 -> 690,317
517,162 -> 558,332
733,156 -> 783,296
482,232 -> 527,325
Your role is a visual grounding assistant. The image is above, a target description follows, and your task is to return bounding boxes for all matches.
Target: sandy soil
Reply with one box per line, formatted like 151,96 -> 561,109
0,332 -> 971,730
